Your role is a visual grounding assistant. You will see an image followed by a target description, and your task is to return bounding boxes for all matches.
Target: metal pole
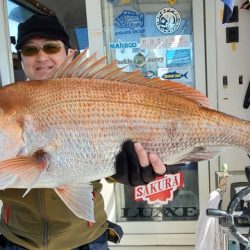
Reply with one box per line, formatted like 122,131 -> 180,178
0,0 -> 14,86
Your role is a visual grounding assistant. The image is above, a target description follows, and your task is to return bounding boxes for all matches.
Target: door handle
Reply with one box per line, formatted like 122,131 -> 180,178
243,82 -> 250,109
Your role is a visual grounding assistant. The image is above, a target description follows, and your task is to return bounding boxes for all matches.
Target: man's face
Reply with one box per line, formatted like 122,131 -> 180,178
20,37 -> 69,80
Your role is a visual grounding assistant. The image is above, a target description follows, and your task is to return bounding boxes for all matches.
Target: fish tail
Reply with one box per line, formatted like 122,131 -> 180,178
223,113 -> 250,151
203,107 -> 250,152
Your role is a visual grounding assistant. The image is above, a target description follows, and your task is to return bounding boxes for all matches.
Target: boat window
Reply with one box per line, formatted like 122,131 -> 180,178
7,0 -> 36,53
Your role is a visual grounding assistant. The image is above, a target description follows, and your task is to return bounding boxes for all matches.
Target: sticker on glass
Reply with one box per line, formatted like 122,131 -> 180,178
108,40 -> 138,51
143,70 -> 156,78
107,0 -> 118,4
158,66 -> 192,84
114,10 -> 144,30
166,48 -> 191,67
134,173 -> 184,204
140,35 -> 190,49
155,7 -> 181,34
133,52 -> 146,68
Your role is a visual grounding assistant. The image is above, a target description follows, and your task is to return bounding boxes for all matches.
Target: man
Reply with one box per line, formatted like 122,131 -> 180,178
0,15 -> 166,250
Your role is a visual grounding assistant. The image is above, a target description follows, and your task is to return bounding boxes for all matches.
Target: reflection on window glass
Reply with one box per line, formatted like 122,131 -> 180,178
116,163 -> 199,222
7,0 -> 35,53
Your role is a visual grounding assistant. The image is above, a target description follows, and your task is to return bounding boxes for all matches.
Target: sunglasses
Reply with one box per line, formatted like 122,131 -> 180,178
18,42 -> 65,56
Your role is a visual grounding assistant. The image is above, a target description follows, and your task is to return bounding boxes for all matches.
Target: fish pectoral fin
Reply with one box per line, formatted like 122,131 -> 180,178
55,183 -> 95,222
0,150 -> 49,190
177,146 -> 224,163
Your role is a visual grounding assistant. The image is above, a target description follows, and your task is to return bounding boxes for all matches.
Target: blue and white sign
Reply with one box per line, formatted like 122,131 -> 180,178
108,40 -> 138,51
114,9 -> 145,36
166,48 -> 191,67
158,66 -> 192,84
115,10 -> 144,30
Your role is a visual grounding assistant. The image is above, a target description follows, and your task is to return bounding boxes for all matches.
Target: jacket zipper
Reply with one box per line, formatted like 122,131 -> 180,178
36,190 -> 49,250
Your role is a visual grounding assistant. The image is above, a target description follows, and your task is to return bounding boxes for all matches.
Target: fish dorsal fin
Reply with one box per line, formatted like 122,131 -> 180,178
49,49 -> 210,108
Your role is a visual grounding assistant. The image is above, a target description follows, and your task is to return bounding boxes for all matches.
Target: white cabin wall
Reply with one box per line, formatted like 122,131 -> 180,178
216,0 -> 250,122
206,0 -> 250,209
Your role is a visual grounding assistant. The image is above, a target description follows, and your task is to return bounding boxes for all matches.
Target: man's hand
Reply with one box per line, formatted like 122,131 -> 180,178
112,140 -> 167,186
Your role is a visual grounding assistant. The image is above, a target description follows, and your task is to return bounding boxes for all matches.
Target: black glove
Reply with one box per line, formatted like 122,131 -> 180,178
112,140 -> 166,186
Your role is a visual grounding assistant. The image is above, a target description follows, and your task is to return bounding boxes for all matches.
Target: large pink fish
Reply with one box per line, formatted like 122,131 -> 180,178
0,50 -> 249,222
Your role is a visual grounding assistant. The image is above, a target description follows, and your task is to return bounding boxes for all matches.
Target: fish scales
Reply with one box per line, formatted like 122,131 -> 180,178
2,77 -> 250,170
1,78 -> 186,179
0,50 -> 250,221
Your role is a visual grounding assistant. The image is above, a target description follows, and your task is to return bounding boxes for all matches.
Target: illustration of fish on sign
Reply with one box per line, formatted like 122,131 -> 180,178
0,50 -> 250,223
114,10 -> 144,30
161,71 -> 188,80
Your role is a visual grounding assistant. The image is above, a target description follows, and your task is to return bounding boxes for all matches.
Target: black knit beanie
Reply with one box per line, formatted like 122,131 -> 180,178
16,14 -> 71,50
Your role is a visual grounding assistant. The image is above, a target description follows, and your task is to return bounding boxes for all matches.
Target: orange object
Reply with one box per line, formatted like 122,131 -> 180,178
0,49 -> 249,223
